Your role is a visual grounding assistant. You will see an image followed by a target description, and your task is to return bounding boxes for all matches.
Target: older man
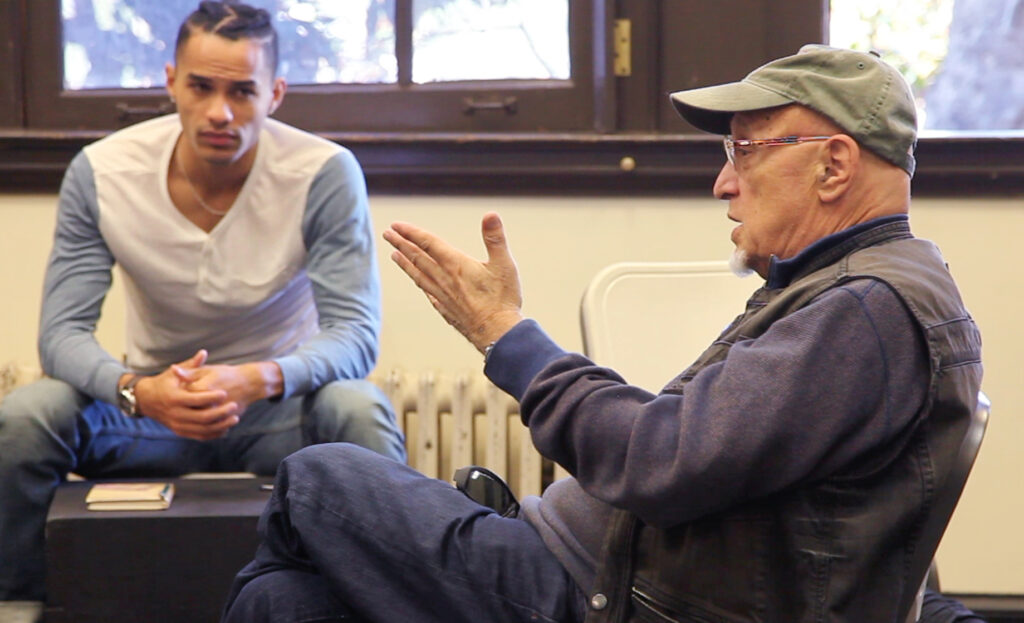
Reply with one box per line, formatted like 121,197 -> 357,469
223,45 -> 982,623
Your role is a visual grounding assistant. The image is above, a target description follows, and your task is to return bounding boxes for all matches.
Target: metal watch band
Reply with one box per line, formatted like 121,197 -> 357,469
118,374 -> 143,418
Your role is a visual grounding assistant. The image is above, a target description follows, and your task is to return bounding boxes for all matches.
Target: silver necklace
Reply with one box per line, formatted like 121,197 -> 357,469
176,154 -> 229,217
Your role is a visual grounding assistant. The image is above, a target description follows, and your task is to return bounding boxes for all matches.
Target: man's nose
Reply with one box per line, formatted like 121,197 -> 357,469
206,95 -> 233,125
712,161 -> 737,200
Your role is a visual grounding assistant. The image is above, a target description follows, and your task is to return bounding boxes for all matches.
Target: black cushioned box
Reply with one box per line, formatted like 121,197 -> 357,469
45,477 -> 273,623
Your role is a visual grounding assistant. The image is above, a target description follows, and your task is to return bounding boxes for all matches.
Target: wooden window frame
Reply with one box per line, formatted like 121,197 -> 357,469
2,0 -> 1024,196
0,0 -> 24,128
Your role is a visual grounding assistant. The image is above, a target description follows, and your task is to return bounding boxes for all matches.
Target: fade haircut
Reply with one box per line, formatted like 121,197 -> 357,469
174,1 -> 279,77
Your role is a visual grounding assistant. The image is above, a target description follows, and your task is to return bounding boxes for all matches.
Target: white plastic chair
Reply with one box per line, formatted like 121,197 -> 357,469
579,260 -> 754,393
564,260 -> 753,482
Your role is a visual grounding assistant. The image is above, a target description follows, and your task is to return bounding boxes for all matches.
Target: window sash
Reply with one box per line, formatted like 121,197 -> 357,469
23,0 -> 611,133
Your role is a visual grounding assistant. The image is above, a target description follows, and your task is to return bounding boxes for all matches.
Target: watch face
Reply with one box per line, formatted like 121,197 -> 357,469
119,387 -> 137,416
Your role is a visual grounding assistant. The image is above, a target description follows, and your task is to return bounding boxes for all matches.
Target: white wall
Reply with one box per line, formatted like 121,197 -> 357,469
1,191 -> 1020,594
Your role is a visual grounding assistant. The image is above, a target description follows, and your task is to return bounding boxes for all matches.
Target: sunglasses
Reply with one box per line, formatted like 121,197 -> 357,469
453,465 -> 520,518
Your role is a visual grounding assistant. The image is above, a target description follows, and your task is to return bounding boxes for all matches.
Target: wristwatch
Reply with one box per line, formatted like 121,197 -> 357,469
117,375 -> 143,418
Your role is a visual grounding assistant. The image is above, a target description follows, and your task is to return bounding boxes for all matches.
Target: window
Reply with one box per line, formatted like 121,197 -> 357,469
3,0 -> 1022,195
411,1 -> 569,83
830,0 -> 1024,132
60,1 -> 570,88
60,1 -> 398,88
23,0 -> 598,132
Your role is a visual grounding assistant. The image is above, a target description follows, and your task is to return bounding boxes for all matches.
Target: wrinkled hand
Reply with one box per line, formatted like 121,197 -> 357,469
133,350 -> 240,441
383,212 -> 524,353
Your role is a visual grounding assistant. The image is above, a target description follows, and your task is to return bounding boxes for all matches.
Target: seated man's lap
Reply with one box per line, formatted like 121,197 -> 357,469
221,381 -> 405,474
1,377 -> 404,478
1,377 -> 208,477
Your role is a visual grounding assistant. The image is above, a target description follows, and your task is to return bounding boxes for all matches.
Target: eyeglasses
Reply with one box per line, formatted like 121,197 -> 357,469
453,465 -> 520,518
723,135 -> 833,166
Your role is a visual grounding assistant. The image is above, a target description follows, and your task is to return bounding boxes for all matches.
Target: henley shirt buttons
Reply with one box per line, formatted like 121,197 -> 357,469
590,593 -> 608,610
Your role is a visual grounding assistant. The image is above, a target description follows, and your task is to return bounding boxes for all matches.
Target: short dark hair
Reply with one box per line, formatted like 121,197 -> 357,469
175,1 -> 279,77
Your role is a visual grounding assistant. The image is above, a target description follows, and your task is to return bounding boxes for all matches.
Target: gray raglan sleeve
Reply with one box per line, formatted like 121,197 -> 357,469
272,149 -> 382,398
38,152 -> 128,405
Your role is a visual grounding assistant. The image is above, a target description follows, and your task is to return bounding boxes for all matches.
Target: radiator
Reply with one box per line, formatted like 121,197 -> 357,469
370,369 -> 562,499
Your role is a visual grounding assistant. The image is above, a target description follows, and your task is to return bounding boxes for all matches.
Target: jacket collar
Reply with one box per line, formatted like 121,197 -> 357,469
765,215 -> 911,289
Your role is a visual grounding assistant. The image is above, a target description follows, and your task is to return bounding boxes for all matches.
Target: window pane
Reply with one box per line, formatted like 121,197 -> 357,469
412,0 -> 569,83
32,0 -> 595,132
60,0 -> 396,90
830,0 -> 1024,132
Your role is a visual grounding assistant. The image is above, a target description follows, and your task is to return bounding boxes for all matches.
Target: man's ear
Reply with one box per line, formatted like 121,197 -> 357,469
165,62 -> 176,101
268,77 -> 287,116
818,134 -> 859,203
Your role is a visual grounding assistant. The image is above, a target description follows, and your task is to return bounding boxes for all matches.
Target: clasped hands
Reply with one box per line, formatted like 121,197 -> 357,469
127,350 -> 282,441
383,212 -> 525,354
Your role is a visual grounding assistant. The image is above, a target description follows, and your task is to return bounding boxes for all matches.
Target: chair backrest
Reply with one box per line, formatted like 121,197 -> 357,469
579,261 -> 754,392
901,391 -> 990,623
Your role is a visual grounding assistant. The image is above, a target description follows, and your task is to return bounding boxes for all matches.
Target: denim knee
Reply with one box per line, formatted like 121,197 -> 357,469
277,442 -> 400,503
0,378 -> 86,471
282,442 -> 370,484
223,568 -> 354,623
303,380 -> 405,462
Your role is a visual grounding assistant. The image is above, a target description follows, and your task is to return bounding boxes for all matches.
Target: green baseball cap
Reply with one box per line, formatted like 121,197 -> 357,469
669,44 -> 918,176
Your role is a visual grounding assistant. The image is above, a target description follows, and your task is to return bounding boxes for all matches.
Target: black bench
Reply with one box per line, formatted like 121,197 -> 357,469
45,476 -> 272,623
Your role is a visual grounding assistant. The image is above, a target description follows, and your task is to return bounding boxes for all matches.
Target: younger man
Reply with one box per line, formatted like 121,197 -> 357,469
0,3 -> 405,617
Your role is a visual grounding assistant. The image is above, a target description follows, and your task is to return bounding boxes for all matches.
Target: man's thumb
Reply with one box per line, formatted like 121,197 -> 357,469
179,349 -> 208,369
481,212 -> 512,264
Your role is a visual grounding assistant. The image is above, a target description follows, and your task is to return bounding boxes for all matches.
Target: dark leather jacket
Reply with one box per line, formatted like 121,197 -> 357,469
584,223 -> 983,623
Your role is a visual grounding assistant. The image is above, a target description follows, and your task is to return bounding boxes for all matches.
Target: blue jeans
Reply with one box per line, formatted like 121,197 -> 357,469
223,444 -> 586,623
0,377 -> 406,601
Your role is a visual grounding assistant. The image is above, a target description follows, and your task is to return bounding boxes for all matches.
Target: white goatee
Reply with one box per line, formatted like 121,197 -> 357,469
729,248 -> 755,278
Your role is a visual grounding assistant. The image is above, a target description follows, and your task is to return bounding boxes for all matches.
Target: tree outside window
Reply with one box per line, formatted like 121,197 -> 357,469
831,0 -> 1024,131
60,0 -> 568,90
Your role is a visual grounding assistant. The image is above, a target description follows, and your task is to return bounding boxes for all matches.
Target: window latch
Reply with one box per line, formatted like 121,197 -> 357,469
462,96 -> 518,116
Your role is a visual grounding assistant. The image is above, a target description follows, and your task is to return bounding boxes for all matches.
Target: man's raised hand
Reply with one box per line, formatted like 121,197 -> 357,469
383,212 -> 524,353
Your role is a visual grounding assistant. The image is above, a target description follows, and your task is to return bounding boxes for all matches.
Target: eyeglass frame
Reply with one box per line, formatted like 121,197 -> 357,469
723,134 -> 834,166
453,465 -> 520,518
